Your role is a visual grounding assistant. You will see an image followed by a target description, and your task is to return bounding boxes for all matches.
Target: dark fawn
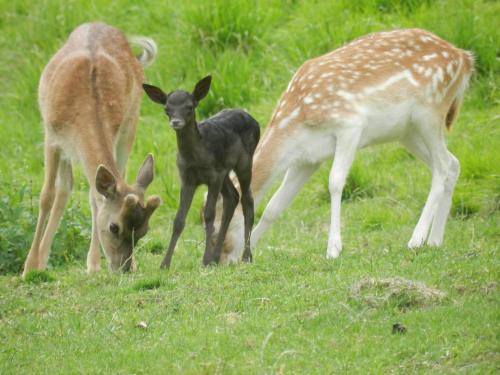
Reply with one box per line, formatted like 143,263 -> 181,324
143,76 -> 260,268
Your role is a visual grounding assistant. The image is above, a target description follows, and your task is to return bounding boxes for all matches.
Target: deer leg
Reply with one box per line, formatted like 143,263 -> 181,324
211,176 -> 239,264
401,133 -> 458,247
327,132 -> 360,258
36,159 -> 73,269
237,167 -> 254,263
160,184 -> 196,269
427,151 -> 459,246
202,177 -> 225,266
23,145 -> 60,275
251,163 -> 319,248
87,191 -> 101,273
407,123 -> 450,248
114,121 -> 136,178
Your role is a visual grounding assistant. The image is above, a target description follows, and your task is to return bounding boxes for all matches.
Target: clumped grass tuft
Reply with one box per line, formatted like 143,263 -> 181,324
143,240 -> 165,255
23,270 -> 55,284
350,277 -> 447,310
132,277 -> 165,291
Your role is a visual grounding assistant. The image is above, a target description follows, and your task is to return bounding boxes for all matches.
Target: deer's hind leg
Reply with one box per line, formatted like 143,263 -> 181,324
406,117 -> 455,248
235,158 -> 255,263
23,144 -> 60,275
23,144 -> 73,275
211,175 -> 240,264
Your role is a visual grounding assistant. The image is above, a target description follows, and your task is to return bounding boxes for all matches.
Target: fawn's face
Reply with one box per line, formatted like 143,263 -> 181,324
95,155 -> 161,272
142,75 -> 212,130
165,91 -> 196,130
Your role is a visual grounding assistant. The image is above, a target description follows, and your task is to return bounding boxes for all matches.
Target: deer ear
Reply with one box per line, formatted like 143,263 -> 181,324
192,75 -> 212,102
136,154 -> 154,190
96,165 -> 117,199
143,83 -> 168,105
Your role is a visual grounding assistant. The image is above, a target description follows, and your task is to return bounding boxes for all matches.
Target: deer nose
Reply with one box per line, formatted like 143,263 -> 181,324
170,119 -> 185,129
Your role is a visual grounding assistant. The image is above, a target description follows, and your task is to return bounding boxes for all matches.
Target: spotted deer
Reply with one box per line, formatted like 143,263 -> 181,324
23,22 -> 161,276
207,28 -> 474,263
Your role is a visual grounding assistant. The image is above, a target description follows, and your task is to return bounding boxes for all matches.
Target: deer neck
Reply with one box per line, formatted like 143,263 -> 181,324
175,121 -> 202,160
78,134 -> 123,188
250,122 -> 292,206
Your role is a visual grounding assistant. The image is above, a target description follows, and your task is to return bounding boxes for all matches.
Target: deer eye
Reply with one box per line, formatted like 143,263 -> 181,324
109,223 -> 119,234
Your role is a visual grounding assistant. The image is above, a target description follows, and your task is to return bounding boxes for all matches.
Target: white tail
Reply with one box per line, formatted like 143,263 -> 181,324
129,36 -> 158,67
23,22 -> 161,276
211,28 -> 473,262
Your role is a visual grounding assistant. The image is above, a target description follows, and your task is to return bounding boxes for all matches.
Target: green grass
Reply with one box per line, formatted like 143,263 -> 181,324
0,0 -> 499,373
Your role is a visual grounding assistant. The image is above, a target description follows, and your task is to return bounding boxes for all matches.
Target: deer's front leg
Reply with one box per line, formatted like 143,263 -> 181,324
327,131 -> 359,259
87,191 -> 101,273
161,183 -> 196,269
202,177 -> 225,266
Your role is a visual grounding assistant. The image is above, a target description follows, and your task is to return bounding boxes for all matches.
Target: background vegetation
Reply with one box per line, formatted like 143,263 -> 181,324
0,0 -> 498,373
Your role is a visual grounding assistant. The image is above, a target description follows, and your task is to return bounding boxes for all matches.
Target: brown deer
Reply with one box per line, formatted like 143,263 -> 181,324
23,22 -> 161,275
206,28 -> 474,263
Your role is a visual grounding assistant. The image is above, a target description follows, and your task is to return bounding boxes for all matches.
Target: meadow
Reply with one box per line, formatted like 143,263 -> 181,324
0,0 -> 498,373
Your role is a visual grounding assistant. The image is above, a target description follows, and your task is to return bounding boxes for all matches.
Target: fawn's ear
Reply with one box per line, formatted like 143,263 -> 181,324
96,165 -> 117,199
136,154 -> 154,191
143,83 -> 168,105
192,75 -> 212,102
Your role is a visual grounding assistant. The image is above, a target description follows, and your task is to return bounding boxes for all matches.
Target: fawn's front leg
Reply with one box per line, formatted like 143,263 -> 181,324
161,184 -> 196,269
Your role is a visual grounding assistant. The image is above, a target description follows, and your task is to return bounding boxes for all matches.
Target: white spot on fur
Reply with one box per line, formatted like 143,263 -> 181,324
304,96 -> 314,104
423,53 -> 438,61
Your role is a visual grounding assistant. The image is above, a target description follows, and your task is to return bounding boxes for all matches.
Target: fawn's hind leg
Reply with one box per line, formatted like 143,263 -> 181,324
235,161 -> 255,262
211,176 -> 239,264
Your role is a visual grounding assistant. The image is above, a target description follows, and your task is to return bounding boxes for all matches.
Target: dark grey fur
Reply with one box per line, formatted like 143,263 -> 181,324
143,76 -> 260,268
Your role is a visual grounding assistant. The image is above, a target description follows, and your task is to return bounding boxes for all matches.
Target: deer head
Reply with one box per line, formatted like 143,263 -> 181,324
95,154 -> 161,271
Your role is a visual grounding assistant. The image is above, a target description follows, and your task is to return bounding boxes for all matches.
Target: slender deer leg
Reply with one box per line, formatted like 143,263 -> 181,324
251,163 -> 319,248
114,117 -> 136,178
202,177 -> 225,266
37,159 -> 73,269
211,176 -> 239,264
407,123 -> 455,248
160,184 -> 196,269
327,131 -> 360,258
87,191 -> 101,273
401,132 -> 458,246
235,164 -> 255,262
23,144 -> 60,275
427,151 -> 459,246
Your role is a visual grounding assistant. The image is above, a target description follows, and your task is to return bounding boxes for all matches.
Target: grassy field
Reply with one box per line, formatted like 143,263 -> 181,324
0,0 -> 499,373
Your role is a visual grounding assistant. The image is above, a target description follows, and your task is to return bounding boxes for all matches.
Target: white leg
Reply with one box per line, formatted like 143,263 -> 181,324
327,132 -> 360,258
427,152 -> 459,246
251,163 -> 319,247
407,124 -> 450,248
87,191 -> 101,273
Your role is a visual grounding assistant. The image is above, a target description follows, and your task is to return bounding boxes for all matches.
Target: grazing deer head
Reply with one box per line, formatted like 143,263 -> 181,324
95,155 -> 161,271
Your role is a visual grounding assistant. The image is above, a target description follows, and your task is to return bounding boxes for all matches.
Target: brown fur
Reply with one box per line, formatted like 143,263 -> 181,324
23,23 -> 160,275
